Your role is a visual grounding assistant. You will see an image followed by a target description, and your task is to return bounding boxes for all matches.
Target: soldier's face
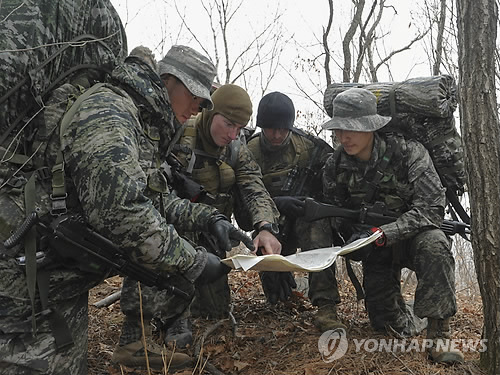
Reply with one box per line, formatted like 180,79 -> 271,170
334,129 -> 374,161
164,77 -> 205,124
262,128 -> 290,146
210,114 -> 245,146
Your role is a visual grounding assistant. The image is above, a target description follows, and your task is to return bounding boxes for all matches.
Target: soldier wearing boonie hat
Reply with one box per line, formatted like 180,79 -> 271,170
321,87 -> 464,364
158,45 -> 216,110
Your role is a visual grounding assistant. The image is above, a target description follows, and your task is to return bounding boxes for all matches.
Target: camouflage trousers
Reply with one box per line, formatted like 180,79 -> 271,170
284,217 -> 340,306
362,229 -> 456,335
0,259 -> 90,375
119,275 -> 194,344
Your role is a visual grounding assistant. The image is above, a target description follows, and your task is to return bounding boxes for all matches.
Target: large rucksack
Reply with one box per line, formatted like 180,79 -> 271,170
0,0 -> 127,175
323,75 -> 469,223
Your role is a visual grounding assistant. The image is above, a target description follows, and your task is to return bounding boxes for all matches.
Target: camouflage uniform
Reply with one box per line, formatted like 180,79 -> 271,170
0,1 -> 127,373
173,85 -> 279,318
323,132 -> 457,335
247,129 -> 340,306
0,33 -> 217,375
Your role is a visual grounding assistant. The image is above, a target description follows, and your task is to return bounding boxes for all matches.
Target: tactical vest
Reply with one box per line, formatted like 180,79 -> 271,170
333,134 -> 413,214
173,120 -> 238,217
247,131 -> 318,197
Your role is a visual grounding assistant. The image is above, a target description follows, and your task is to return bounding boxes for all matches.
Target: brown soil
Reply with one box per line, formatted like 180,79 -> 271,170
88,272 -> 486,375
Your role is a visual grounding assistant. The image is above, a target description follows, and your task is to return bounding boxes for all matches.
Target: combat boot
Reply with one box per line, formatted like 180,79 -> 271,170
426,318 -> 464,364
164,317 -> 193,348
112,325 -> 191,371
314,303 -> 347,332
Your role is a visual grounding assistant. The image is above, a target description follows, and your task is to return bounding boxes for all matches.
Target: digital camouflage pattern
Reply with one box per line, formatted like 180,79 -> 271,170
247,129 -> 340,306
0,0 -> 127,144
0,45 -> 217,375
63,57 -> 217,275
0,1 -> 126,373
323,133 -> 457,335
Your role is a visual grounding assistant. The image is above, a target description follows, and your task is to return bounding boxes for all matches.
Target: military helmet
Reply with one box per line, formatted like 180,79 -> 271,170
321,87 -> 391,132
256,92 -> 295,129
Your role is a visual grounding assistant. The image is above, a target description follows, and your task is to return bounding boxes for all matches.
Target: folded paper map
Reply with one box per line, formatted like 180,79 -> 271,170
222,230 -> 382,272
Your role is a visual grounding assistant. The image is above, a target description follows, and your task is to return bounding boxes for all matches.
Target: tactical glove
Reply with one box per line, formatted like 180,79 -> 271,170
273,196 -> 305,217
260,271 -> 297,304
196,252 -> 231,285
346,227 -> 385,247
209,214 -> 255,256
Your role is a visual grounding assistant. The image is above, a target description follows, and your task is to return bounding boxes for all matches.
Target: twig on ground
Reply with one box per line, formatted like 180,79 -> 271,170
93,290 -> 121,308
192,319 -> 228,375
390,351 -> 416,375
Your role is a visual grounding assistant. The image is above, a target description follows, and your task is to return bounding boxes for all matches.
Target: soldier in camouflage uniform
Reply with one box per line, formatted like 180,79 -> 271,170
245,92 -> 345,332
161,84 -> 281,346
108,48 -> 255,370
1,12 -> 253,370
0,1 -> 125,374
322,88 -> 463,364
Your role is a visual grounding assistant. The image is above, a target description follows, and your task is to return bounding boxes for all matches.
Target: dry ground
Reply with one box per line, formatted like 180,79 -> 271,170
88,267 -> 486,375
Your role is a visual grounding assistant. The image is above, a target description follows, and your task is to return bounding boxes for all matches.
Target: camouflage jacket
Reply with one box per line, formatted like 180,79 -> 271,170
58,57 -> 219,276
174,117 -> 279,226
322,133 -> 446,246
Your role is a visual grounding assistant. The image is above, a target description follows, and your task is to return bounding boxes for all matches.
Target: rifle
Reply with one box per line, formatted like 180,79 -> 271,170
163,153 -> 213,203
4,212 -> 190,299
303,198 -> 471,238
277,145 -> 323,242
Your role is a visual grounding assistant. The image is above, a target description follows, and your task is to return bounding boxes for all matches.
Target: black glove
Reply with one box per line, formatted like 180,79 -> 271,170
209,214 -> 255,255
196,252 -> 231,285
346,227 -> 385,247
273,196 -> 305,217
259,271 -> 297,304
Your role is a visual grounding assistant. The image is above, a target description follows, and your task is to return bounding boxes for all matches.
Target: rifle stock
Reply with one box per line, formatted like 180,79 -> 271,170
304,198 -> 471,237
5,213 -> 191,299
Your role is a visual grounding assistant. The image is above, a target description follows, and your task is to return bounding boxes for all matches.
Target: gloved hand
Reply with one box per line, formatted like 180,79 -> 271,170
346,227 -> 386,247
273,196 -> 305,217
259,271 -> 297,304
196,252 -> 231,285
209,214 -> 255,255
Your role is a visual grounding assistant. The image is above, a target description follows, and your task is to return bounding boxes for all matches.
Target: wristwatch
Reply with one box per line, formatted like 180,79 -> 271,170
257,223 -> 279,236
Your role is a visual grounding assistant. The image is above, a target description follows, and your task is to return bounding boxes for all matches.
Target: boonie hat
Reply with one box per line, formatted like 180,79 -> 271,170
321,87 -> 391,131
158,45 -> 217,110
256,92 -> 295,129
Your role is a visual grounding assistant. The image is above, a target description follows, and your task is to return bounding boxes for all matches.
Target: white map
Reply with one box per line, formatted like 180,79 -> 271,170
222,230 -> 382,272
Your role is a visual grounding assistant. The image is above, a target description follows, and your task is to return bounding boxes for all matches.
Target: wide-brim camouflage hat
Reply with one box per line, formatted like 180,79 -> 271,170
158,45 -> 217,110
321,87 -> 391,131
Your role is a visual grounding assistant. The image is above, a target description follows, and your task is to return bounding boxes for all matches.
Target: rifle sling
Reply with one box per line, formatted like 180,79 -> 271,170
345,259 -> 365,301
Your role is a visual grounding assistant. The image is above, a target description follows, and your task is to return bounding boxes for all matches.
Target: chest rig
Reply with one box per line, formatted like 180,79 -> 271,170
247,132 -> 311,197
173,121 -> 239,217
334,134 -> 413,214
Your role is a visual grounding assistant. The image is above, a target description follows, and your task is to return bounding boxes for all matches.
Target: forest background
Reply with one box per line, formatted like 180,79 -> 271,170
105,1 -> 500,373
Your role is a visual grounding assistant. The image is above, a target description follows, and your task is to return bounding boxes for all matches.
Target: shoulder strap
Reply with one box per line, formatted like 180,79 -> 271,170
51,83 -> 106,215
363,137 -> 399,204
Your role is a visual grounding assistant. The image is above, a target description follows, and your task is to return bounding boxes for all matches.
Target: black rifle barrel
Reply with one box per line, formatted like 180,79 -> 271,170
304,198 -> 471,236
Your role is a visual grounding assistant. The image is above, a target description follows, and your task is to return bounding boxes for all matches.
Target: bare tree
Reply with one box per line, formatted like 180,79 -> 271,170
170,0 -> 287,97
432,0 -> 447,74
456,0 -> 500,373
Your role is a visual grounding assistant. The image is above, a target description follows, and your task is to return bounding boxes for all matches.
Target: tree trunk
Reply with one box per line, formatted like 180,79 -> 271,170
456,0 -> 500,373
432,0 -> 447,75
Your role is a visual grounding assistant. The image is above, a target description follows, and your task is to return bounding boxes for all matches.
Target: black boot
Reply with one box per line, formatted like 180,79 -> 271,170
164,318 -> 193,348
